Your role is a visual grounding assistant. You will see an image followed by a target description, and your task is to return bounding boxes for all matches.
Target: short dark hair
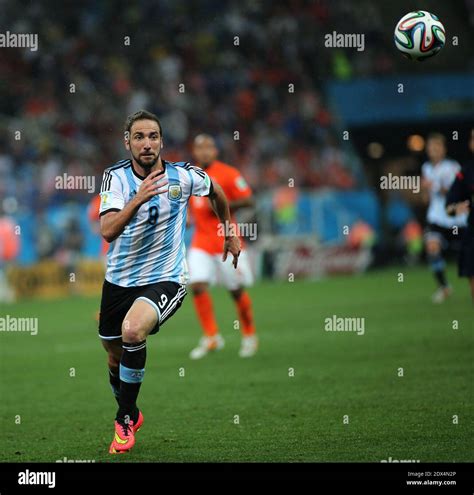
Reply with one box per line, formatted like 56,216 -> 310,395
124,110 -> 163,139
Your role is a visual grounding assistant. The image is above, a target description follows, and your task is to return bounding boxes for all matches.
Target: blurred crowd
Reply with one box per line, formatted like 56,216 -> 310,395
0,0 -> 472,215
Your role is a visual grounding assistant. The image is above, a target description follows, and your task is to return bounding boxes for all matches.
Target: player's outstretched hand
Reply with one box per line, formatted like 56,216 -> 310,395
136,170 -> 168,205
223,235 -> 241,269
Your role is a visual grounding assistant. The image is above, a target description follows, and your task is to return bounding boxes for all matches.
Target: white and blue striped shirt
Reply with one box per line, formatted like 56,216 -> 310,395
99,159 -> 211,287
422,159 -> 468,228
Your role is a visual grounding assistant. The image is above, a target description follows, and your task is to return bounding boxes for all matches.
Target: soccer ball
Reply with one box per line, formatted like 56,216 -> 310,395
394,11 -> 446,61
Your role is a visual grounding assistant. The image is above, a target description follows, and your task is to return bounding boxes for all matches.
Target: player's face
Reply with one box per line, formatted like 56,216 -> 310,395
469,130 -> 474,153
193,137 -> 218,167
126,119 -> 163,169
426,138 -> 446,164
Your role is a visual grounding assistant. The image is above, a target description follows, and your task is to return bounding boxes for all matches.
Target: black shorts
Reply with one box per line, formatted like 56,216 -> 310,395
458,234 -> 474,277
99,279 -> 187,340
424,223 -> 465,250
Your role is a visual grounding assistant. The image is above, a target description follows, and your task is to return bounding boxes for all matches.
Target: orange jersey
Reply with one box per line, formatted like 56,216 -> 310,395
88,195 -> 101,223
0,217 -> 20,261
189,160 -> 252,254
88,194 -> 109,256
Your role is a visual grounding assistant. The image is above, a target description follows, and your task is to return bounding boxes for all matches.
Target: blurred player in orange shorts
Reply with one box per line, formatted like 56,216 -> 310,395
188,135 -> 257,359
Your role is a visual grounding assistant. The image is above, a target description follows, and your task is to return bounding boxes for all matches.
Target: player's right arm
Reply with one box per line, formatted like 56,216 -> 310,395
420,163 -> 433,202
100,169 -> 168,242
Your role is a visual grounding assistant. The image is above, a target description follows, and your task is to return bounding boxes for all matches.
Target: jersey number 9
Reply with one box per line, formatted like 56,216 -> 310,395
148,206 -> 158,225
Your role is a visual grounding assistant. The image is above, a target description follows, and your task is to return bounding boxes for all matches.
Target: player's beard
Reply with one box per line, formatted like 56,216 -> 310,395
132,150 -> 160,169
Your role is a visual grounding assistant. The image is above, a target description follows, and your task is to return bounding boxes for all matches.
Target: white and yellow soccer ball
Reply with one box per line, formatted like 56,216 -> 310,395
394,11 -> 446,61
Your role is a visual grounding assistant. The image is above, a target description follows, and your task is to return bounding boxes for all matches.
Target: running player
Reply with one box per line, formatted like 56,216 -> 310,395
187,134 -> 258,359
421,133 -> 467,303
99,111 -> 240,454
446,128 -> 474,303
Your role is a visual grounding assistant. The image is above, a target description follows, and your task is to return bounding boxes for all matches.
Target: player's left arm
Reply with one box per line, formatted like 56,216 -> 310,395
446,169 -> 471,216
185,210 -> 192,228
207,181 -> 241,268
440,162 -> 461,195
229,196 -> 255,210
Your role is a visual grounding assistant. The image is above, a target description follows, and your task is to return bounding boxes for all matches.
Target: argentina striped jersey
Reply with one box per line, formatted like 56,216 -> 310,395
99,159 -> 211,287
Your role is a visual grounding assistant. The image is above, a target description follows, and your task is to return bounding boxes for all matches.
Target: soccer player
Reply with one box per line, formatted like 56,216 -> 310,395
98,111 -> 240,454
446,129 -> 474,303
421,133 -> 467,303
187,134 -> 258,359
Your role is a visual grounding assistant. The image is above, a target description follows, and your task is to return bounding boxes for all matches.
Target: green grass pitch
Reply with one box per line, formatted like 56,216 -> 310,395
1,266 -> 472,462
